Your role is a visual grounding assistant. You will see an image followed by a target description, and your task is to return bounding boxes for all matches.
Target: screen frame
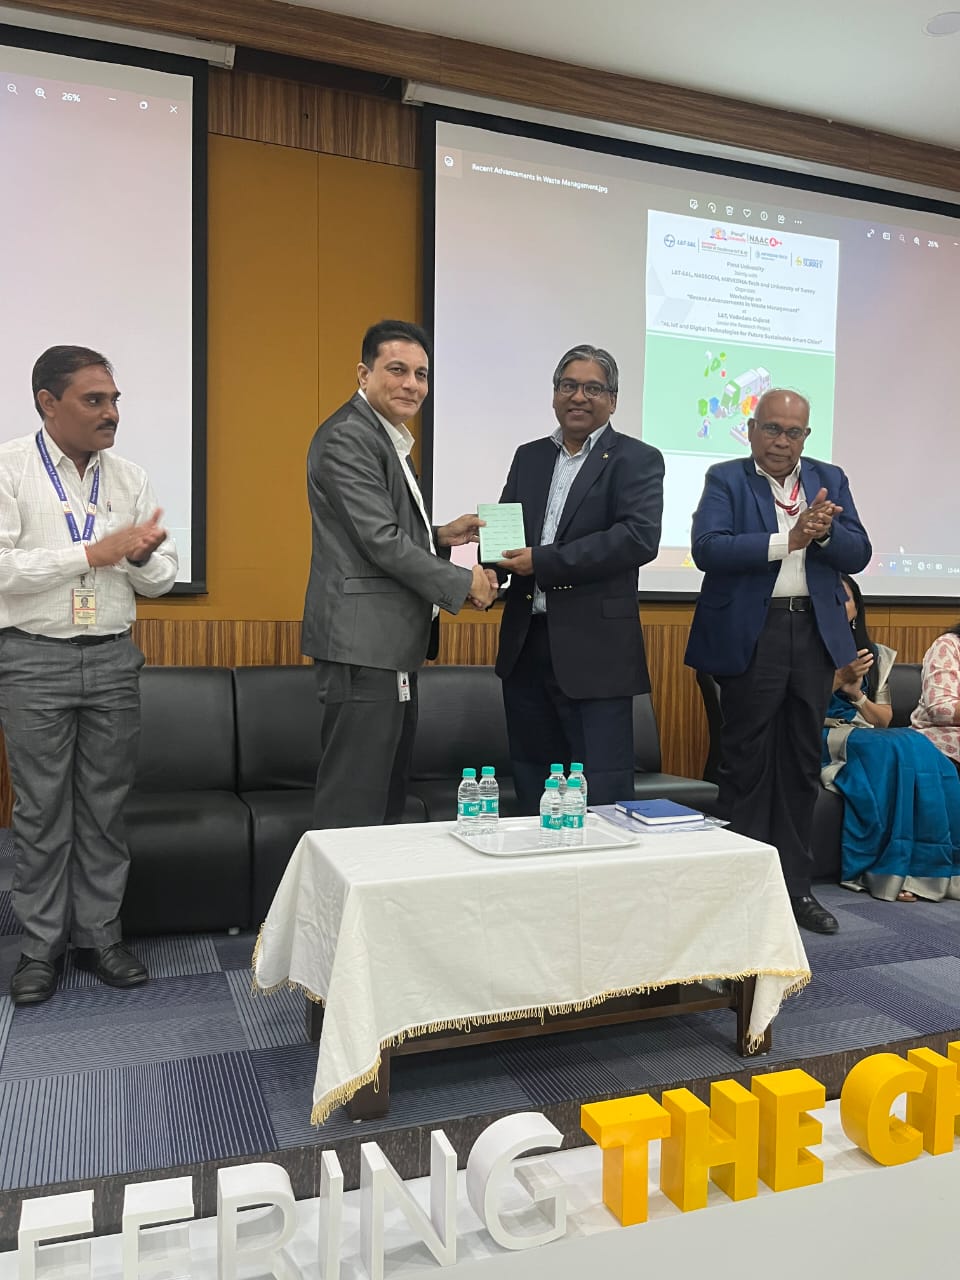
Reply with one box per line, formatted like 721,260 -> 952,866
421,101 -> 960,606
0,21 -> 208,595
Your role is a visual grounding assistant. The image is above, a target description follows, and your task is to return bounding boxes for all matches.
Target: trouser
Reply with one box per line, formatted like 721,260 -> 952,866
0,631 -> 143,962
715,608 -> 834,897
501,617 -> 635,814
312,661 -> 418,829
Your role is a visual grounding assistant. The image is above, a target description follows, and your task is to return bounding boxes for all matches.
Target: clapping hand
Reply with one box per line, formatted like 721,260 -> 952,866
836,648 -> 873,699
789,488 -> 842,551
84,508 -> 167,568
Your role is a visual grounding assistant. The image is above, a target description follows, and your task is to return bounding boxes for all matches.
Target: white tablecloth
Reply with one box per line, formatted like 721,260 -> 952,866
253,819 -> 810,1124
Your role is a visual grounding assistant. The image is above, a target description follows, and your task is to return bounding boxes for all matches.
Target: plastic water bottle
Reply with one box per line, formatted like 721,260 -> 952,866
549,763 -> 567,794
568,762 -> 588,807
561,776 -> 586,846
457,768 -> 481,834
539,777 -> 563,846
478,765 -> 500,833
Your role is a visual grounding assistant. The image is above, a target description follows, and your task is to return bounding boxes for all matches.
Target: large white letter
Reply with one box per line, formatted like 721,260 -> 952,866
121,1176 -> 194,1280
18,1190 -> 93,1280
360,1130 -> 457,1280
216,1164 -> 296,1280
317,1151 -> 343,1280
466,1112 -> 566,1251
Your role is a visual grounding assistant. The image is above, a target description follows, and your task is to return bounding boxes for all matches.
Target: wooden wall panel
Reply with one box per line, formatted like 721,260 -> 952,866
208,72 -> 418,166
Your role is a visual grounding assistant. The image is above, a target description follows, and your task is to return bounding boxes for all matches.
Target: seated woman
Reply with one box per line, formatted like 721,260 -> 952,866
911,625 -> 960,770
822,576 -> 960,903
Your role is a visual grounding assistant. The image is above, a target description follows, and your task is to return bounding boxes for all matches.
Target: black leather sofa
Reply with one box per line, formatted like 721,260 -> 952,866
122,663 -> 718,933
696,664 -> 923,881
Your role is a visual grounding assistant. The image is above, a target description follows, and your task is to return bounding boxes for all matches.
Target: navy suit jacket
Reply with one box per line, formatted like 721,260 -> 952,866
495,424 -> 664,699
684,455 -> 871,677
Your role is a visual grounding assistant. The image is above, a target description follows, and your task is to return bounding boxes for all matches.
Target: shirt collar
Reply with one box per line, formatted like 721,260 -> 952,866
551,421 -> 608,457
39,425 -> 99,473
359,389 -> 415,457
755,459 -> 801,490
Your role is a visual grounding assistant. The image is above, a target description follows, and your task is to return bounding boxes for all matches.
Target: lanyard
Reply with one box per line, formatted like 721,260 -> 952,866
35,431 -> 99,544
774,475 -> 801,518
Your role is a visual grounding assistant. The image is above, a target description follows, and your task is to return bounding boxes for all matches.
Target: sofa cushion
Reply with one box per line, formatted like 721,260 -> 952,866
412,665 -> 512,779
235,665 -> 321,791
135,667 -> 237,793
122,790 -> 251,933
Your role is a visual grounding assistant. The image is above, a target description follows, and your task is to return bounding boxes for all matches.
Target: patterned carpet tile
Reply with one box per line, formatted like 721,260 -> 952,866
0,972 -> 247,1080
0,1067 -> 126,1190
495,1036 -> 629,1106
123,1053 -> 276,1171
214,932 -> 258,971
820,956 -> 960,1036
225,969 -> 307,1052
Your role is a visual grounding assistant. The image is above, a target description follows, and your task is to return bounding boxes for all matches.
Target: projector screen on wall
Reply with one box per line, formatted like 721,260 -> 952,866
426,110 -> 960,601
0,26 -> 205,590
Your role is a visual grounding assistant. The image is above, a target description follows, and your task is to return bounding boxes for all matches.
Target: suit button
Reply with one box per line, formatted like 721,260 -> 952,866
525,594 -> 532,601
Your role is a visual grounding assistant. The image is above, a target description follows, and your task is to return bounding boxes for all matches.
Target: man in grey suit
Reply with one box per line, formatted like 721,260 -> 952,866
302,320 -> 496,829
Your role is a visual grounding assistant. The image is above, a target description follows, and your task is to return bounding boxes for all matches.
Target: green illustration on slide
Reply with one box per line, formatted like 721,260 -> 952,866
641,333 -> 835,457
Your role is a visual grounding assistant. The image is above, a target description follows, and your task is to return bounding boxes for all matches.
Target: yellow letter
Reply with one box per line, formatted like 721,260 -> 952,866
659,1081 -> 758,1212
581,1095 -> 670,1226
752,1069 -> 825,1191
840,1053 -> 924,1165
905,1046 -> 960,1155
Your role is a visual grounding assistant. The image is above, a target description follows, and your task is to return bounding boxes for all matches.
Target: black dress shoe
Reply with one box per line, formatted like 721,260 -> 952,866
791,894 -> 839,935
10,955 -> 58,1006
75,942 -> 148,988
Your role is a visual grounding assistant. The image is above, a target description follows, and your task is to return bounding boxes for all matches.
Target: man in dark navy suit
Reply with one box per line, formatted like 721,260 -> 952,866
685,389 -> 871,934
495,344 -> 664,811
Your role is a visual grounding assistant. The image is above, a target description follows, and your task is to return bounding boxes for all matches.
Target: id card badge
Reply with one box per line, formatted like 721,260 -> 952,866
72,587 -> 97,626
397,671 -> 411,703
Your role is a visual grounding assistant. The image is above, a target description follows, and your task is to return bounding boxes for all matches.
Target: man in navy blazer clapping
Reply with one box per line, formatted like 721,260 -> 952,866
685,388 -> 871,934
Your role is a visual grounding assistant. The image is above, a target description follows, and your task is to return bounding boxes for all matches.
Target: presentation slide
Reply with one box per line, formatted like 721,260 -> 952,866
429,117 -> 960,598
0,38 -> 199,586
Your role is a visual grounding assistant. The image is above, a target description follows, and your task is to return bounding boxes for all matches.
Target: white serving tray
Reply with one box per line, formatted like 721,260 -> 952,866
450,813 -> 638,858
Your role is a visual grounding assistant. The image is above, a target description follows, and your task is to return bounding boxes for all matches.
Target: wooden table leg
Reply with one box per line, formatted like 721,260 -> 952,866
736,977 -> 772,1056
346,1050 -> 391,1121
305,997 -> 324,1043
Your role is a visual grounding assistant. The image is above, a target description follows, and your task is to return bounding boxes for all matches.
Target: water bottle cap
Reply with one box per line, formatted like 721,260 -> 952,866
462,768 -> 476,778
481,766 -> 495,776
567,776 -> 582,788
545,778 -> 559,789
570,762 -> 584,772
550,763 -> 564,773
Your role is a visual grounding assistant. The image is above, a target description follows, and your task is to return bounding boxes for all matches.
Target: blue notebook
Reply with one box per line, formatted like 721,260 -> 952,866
614,799 -> 703,825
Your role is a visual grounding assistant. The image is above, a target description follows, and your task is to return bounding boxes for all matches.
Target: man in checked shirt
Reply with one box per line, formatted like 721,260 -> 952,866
0,346 -> 177,1005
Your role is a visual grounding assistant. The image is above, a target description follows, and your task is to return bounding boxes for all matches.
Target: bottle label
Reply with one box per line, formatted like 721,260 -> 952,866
458,801 -> 481,819
540,814 -> 562,831
480,798 -> 498,815
563,813 -> 585,830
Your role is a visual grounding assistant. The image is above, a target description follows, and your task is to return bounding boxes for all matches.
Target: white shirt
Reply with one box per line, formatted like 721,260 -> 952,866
756,461 -> 809,598
359,391 -> 439,618
0,427 -> 178,637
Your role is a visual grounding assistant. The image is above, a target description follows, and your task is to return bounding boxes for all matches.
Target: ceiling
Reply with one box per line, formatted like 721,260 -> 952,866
284,0 -> 960,151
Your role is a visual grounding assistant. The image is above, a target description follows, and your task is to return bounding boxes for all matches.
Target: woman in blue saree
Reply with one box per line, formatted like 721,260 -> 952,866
822,576 -> 960,902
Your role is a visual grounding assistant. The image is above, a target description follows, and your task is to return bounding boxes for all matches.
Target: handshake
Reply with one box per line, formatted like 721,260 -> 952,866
469,564 -> 499,610
436,512 -> 499,611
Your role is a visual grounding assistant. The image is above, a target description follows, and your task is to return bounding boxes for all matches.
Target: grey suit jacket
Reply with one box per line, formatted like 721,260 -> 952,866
301,393 -> 472,670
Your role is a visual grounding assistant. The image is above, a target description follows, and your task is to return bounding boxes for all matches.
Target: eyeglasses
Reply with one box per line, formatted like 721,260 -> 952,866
555,379 -> 610,399
757,422 -> 810,442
